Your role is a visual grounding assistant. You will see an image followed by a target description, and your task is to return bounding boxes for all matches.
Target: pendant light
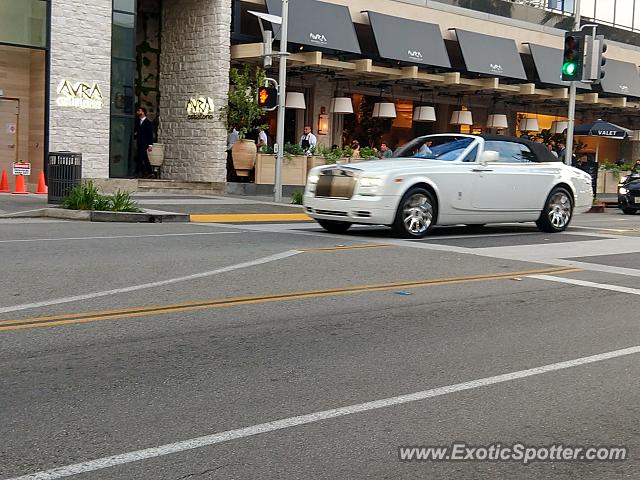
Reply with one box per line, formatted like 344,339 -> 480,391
330,97 -> 353,114
520,117 -> 539,132
414,106 -> 436,122
550,120 -> 568,134
486,114 -> 509,129
372,102 -> 397,119
285,92 -> 306,110
450,109 -> 473,126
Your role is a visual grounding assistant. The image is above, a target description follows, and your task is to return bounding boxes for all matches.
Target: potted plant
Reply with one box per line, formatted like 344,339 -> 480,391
219,65 -> 266,177
255,143 -> 308,185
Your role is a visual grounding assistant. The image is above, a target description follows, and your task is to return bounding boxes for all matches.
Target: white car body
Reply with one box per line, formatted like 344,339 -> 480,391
303,134 -> 593,233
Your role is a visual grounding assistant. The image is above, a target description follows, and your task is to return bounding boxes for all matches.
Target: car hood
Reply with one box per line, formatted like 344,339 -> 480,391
321,158 -> 448,175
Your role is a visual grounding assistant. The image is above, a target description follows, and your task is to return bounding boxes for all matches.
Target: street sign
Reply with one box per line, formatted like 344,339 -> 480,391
13,162 -> 31,176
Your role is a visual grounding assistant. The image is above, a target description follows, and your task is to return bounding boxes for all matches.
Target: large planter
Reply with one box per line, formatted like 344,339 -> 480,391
598,170 -> 630,193
148,143 -> 165,167
232,139 -> 257,177
256,154 -> 307,185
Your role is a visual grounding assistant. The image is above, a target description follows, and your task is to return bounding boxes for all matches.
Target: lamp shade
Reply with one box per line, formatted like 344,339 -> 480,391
372,102 -> 396,118
550,120 -> 568,134
413,106 -> 436,122
520,117 -> 539,132
285,92 -> 306,109
450,110 -> 473,126
330,97 -> 353,114
486,114 -> 509,129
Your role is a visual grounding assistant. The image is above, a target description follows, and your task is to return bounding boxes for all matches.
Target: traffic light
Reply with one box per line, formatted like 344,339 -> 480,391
562,31 -> 585,81
257,86 -> 278,110
582,34 -> 607,82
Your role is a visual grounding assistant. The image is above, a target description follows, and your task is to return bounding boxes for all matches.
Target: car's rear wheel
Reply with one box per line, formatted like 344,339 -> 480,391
317,219 -> 351,234
536,187 -> 573,233
622,207 -> 637,215
391,187 -> 436,238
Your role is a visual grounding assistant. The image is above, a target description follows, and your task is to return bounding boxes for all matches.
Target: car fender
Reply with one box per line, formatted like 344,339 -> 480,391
392,176 -> 442,219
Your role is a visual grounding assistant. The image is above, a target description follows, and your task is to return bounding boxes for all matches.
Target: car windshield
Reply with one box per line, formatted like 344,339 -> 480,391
393,136 -> 475,161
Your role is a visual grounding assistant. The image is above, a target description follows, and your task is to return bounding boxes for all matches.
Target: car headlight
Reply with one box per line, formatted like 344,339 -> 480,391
619,187 -> 629,195
307,174 -> 320,184
359,177 -> 383,187
620,176 -> 629,184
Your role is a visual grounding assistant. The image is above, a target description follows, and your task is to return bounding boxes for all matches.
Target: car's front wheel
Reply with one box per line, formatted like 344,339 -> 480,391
317,219 -> 351,234
622,207 -> 637,215
391,187 -> 436,238
536,187 -> 573,233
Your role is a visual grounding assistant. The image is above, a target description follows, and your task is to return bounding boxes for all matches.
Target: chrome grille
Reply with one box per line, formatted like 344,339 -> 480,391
315,169 -> 356,199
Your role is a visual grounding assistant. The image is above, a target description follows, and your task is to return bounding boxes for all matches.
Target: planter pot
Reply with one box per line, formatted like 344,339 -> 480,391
256,154 -> 307,185
600,171 -> 628,194
232,139 -> 257,177
307,156 -> 326,172
148,143 -> 165,167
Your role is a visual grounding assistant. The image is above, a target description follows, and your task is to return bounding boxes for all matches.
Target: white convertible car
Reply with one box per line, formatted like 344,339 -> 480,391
304,134 -> 593,238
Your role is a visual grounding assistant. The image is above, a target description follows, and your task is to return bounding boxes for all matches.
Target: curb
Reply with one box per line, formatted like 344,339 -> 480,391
1,208 -> 190,223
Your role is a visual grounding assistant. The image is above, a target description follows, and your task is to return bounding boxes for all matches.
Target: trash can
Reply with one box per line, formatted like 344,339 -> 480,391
47,152 -> 82,204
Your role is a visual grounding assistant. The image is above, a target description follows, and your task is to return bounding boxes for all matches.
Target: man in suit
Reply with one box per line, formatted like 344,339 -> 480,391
134,107 -> 154,177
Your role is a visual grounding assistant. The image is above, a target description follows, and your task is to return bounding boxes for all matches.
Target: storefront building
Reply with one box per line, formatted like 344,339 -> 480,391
3,0 -> 640,191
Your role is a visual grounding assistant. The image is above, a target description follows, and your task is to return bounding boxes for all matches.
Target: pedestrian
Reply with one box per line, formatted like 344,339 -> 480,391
632,159 -> 640,173
226,125 -> 240,182
300,126 -> 317,153
350,140 -> 361,158
546,143 -> 558,158
134,106 -> 154,178
257,127 -> 268,152
557,141 -> 566,162
378,142 -> 393,159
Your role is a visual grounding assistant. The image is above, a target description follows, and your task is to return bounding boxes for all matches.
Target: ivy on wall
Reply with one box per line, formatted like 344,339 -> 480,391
136,0 -> 161,127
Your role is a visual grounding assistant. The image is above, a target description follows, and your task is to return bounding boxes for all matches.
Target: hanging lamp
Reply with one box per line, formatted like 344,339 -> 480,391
285,92 -> 306,110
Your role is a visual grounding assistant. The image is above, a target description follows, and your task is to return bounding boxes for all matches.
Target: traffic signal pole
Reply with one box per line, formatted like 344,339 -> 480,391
274,0 -> 289,203
565,0 -> 581,166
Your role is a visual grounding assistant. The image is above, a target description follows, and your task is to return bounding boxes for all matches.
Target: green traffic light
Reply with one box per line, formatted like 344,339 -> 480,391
562,61 -> 577,77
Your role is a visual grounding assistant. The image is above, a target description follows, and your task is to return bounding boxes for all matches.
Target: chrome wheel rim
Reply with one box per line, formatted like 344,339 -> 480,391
547,191 -> 571,229
402,193 -> 433,235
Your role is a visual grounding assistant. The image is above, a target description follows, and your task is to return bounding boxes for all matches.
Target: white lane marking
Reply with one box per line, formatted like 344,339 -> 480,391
0,231 -> 245,244
8,345 -> 640,480
0,250 -> 300,314
530,274 -> 640,295
550,259 -> 640,279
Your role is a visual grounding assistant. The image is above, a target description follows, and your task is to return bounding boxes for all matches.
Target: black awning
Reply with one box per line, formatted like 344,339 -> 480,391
366,11 -> 450,67
527,43 -> 591,89
452,29 -> 526,80
599,59 -> 640,97
265,0 -> 361,54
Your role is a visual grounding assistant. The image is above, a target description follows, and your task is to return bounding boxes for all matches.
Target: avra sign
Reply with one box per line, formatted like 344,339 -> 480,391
56,80 -> 104,110
186,96 -> 215,119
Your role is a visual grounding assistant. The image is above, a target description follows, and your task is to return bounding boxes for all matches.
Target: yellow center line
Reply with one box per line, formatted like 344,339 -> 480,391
0,266 -> 580,332
190,213 -> 312,223
301,244 -> 392,252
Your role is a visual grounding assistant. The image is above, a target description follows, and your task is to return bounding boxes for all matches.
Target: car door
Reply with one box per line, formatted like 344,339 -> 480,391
471,141 -> 554,211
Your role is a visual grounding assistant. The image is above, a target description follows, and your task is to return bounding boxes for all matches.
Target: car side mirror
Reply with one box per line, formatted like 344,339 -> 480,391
479,150 -> 499,166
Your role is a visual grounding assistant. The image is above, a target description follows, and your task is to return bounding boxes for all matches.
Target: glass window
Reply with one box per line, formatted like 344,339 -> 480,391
0,0 -> 47,48
394,136 -> 475,161
580,0 -> 596,19
111,59 -> 136,116
463,145 -> 478,163
595,0 -> 615,24
114,0 -> 136,13
109,116 -> 135,178
484,141 -> 535,163
112,12 -> 135,59
616,0 -> 634,29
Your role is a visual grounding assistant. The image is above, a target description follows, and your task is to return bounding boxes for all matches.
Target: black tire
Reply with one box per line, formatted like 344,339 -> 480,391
317,219 -> 351,234
622,207 -> 637,215
536,186 -> 573,233
391,187 -> 437,238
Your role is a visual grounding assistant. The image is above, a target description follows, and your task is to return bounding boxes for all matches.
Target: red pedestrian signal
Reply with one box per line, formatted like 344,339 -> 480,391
257,86 -> 278,110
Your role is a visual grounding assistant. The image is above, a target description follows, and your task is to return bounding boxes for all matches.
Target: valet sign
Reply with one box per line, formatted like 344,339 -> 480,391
56,80 -> 104,110
186,96 -> 215,119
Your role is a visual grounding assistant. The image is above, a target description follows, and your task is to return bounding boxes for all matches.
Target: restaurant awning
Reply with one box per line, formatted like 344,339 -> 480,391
365,11 -> 450,68
265,0 -> 361,54
451,29 -> 527,80
599,59 -> 640,97
526,43 -> 591,90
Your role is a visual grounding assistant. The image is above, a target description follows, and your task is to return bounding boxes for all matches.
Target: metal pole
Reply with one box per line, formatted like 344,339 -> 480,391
274,0 -> 289,203
565,0 -> 581,166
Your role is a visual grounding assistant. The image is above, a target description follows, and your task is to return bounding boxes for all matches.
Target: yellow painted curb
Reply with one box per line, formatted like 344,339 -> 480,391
190,213 -> 312,223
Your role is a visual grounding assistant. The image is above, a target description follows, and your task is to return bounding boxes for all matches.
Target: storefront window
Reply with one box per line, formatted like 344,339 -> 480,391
0,0 -> 47,49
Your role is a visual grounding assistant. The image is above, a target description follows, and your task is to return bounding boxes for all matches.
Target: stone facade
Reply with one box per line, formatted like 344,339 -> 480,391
159,0 -> 231,183
49,0 -> 112,179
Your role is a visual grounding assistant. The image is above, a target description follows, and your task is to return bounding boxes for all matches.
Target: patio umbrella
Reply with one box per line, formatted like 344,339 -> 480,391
572,119 -> 632,164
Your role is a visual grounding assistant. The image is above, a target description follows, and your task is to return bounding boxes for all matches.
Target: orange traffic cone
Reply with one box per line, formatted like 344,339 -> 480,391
11,175 -> 29,194
0,169 -> 8,193
36,171 -> 48,194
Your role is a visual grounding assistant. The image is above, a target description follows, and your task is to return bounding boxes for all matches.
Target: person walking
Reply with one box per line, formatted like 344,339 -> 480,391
300,126 -> 317,153
257,127 -> 269,152
134,107 -> 154,178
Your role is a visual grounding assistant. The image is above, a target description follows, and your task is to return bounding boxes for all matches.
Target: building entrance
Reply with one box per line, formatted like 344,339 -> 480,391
0,99 -> 19,177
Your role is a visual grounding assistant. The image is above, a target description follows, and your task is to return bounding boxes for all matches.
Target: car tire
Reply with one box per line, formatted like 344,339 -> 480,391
622,207 -> 637,215
317,219 -> 351,234
391,187 -> 437,238
536,186 -> 573,233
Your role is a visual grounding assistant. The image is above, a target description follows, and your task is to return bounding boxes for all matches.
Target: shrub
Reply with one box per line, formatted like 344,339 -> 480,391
291,191 -> 304,205
111,190 -> 142,212
359,146 -> 378,160
62,182 -> 141,212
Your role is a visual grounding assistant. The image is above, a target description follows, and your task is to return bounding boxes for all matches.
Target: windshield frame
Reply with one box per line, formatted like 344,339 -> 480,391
392,134 -> 481,162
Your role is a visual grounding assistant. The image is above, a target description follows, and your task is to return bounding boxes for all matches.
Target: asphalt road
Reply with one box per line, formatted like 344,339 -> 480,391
1,210 -> 640,479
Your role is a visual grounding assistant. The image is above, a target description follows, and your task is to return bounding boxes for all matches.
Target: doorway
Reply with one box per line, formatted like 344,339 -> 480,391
0,99 -> 19,176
